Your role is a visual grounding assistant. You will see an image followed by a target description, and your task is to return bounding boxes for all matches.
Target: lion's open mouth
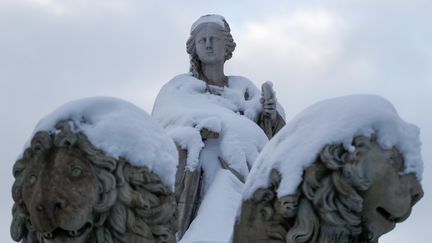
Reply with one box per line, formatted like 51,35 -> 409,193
376,207 -> 404,223
42,222 -> 92,239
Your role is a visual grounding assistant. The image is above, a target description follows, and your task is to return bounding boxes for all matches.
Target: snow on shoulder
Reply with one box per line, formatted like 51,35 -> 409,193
243,95 -> 423,199
24,97 -> 178,189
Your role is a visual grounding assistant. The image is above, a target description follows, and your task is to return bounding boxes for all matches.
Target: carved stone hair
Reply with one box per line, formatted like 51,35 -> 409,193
186,18 -> 236,80
236,136 -> 390,243
11,121 -> 177,243
285,137 -> 371,243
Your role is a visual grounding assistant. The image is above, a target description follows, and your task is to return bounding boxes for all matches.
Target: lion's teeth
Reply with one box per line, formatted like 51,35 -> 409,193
70,230 -> 78,236
44,232 -> 53,238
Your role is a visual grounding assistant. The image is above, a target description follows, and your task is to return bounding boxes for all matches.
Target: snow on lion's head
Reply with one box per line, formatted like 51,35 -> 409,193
234,95 -> 424,243
10,97 -> 178,243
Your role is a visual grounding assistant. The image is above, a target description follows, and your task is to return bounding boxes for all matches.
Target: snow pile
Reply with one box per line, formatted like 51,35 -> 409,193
23,97 -> 178,189
179,170 -> 243,243
243,95 -> 423,199
152,74 -> 279,181
191,14 -> 227,32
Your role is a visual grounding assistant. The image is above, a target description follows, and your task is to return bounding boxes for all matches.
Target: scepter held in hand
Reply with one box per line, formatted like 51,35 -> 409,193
261,81 -> 277,139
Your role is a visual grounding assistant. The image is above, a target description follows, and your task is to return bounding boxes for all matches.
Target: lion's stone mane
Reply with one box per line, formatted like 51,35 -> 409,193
11,121 -> 177,243
233,136 -> 395,243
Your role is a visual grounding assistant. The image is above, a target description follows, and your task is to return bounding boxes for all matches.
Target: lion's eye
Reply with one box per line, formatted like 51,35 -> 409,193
28,175 -> 37,185
71,166 -> 83,177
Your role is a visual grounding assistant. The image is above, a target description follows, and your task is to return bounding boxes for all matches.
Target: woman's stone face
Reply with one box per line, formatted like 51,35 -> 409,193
194,23 -> 226,65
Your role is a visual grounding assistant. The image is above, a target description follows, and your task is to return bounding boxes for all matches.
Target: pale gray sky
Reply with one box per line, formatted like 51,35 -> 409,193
0,0 -> 431,242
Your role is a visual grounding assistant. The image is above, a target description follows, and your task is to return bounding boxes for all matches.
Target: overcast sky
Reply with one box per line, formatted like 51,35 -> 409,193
0,0 -> 431,242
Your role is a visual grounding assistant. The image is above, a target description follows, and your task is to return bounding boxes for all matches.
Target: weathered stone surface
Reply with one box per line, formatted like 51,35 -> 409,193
233,136 -> 423,243
11,121 -> 177,243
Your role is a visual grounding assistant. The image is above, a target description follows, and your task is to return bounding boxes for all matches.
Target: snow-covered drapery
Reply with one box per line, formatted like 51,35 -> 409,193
152,73 -> 286,242
152,73 -> 284,183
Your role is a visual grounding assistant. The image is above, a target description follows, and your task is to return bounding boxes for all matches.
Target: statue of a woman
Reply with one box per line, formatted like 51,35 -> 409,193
152,14 -> 285,241
186,14 -> 285,136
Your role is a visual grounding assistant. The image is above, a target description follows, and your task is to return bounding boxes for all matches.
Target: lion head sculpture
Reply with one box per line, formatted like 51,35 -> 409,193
233,136 -> 423,243
11,121 -> 177,243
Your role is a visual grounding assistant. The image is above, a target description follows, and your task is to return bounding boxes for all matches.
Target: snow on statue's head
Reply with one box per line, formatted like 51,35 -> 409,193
186,14 -> 236,79
233,95 -> 424,243
10,97 -> 178,243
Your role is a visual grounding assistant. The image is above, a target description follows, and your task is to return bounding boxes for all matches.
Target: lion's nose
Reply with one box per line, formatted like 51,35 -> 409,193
37,198 -> 67,213
36,204 -> 44,212
411,184 -> 424,206
54,199 -> 66,210
408,176 -> 424,206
